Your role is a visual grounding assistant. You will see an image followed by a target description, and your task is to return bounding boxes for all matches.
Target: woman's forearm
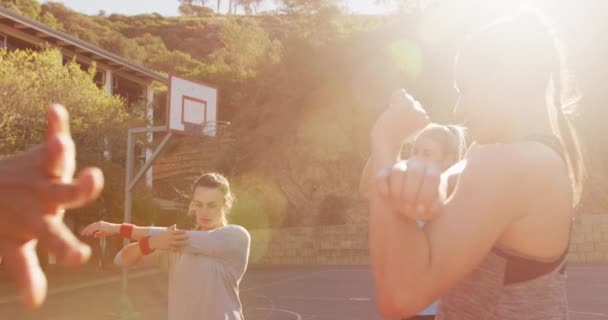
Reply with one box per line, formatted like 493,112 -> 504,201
131,226 -> 165,241
369,192 -> 433,318
367,142 -> 433,318
102,223 -> 165,241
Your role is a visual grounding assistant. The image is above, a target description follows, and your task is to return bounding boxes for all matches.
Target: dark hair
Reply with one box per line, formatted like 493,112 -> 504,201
457,9 -> 585,204
190,172 -> 235,224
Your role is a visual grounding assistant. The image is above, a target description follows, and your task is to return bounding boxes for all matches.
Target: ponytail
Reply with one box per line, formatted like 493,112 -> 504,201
551,67 -> 585,205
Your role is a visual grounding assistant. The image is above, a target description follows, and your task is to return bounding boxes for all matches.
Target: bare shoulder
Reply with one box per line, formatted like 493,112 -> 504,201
461,142 -> 570,206
466,142 -> 567,178
441,142 -> 570,222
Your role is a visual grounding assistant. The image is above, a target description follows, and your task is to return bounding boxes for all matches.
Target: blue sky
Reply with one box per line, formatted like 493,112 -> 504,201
39,1 -> 396,16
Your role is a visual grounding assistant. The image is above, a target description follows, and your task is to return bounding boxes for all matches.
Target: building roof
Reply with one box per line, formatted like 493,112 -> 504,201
0,6 -> 167,84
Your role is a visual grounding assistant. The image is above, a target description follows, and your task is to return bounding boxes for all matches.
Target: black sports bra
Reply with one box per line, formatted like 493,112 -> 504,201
492,134 -> 570,285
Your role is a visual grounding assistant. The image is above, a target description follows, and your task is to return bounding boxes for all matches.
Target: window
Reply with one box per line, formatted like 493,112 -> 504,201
93,70 -> 105,88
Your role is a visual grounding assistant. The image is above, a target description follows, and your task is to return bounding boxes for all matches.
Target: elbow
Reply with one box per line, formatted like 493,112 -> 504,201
376,286 -> 431,319
113,251 -> 133,268
377,301 -> 407,319
113,256 -> 125,267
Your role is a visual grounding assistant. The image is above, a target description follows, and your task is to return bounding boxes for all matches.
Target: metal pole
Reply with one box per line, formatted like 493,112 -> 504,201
122,128 -> 135,297
121,127 -> 169,297
127,132 -> 173,192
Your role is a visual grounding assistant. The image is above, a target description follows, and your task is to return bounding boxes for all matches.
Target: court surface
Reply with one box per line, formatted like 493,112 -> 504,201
1,265 -> 607,319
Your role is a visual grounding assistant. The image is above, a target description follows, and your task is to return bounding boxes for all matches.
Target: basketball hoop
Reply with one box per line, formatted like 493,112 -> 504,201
183,121 -> 231,141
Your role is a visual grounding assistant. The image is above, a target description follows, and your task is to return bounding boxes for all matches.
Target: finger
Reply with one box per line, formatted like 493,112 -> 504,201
171,240 -> 188,248
80,227 -> 93,237
373,167 -> 391,198
172,231 -> 188,238
389,88 -> 407,106
171,234 -> 189,241
46,167 -> 104,211
426,198 -> 444,220
46,104 -> 70,140
32,216 -> 90,267
43,133 -> 75,181
171,239 -> 188,246
84,221 -> 103,237
0,240 -> 47,308
171,229 -> 187,235
80,223 -> 96,236
400,159 -> 426,216
390,89 -> 416,107
411,99 -> 427,114
389,161 -> 407,207
93,231 -> 104,239
411,164 -> 441,219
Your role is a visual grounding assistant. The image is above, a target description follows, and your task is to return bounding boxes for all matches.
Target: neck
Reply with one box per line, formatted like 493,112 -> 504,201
499,99 -> 554,143
197,222 -> 226,231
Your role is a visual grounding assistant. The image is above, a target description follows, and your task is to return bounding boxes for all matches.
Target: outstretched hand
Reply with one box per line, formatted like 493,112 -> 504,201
373,157 -> 444,221
0,104 -> 104,308
80,220 -> 119,238
149,225 -> 188,251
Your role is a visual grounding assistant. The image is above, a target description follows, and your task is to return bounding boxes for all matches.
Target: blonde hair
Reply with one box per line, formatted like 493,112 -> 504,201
413,123 -> 466,161
189,172 -> 234,227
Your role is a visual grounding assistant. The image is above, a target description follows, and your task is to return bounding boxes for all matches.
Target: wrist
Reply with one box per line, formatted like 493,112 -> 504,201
119,223 -> 135,239
109,223 -> 120,235
147,236 -> 158,250
371,115 -> 429,148
139,236 -> 155,255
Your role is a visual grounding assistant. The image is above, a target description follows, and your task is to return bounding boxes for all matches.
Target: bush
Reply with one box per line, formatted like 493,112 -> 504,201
0,49 -> 128,156
0,48 -> 137,225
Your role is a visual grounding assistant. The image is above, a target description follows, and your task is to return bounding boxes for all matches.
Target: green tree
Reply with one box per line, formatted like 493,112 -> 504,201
178,0 -> 213,16
147,49 -> 204,74
178,2 -> 195,16
235,0 -> 262,14
0,49 -> 128,156
0,0 -> 41,18
0,48 -> 155,227
277,0 -> 338,15
208,17 -> 275,78
38,11 -> 60,29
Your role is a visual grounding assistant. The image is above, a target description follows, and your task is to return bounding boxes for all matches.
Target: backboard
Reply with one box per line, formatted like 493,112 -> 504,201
167,74 -> 218,136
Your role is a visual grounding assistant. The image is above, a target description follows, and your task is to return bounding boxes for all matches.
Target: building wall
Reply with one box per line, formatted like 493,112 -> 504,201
568,213 -> 608,263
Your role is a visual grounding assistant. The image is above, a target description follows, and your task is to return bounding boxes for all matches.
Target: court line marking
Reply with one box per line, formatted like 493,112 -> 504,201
247,294 -> 276,320
0,269 -> 162,305
242,269 -> 336,292
275,296 -> 372,302
569,310 -> 608,318
242,270 -> 357,319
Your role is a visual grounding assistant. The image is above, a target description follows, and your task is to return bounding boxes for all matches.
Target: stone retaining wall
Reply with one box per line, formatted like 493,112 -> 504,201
248,213 -> 608,266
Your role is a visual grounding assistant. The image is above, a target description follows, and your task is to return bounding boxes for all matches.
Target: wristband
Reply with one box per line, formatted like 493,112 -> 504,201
139,236 -> 155,255
119,223 -> 134,239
